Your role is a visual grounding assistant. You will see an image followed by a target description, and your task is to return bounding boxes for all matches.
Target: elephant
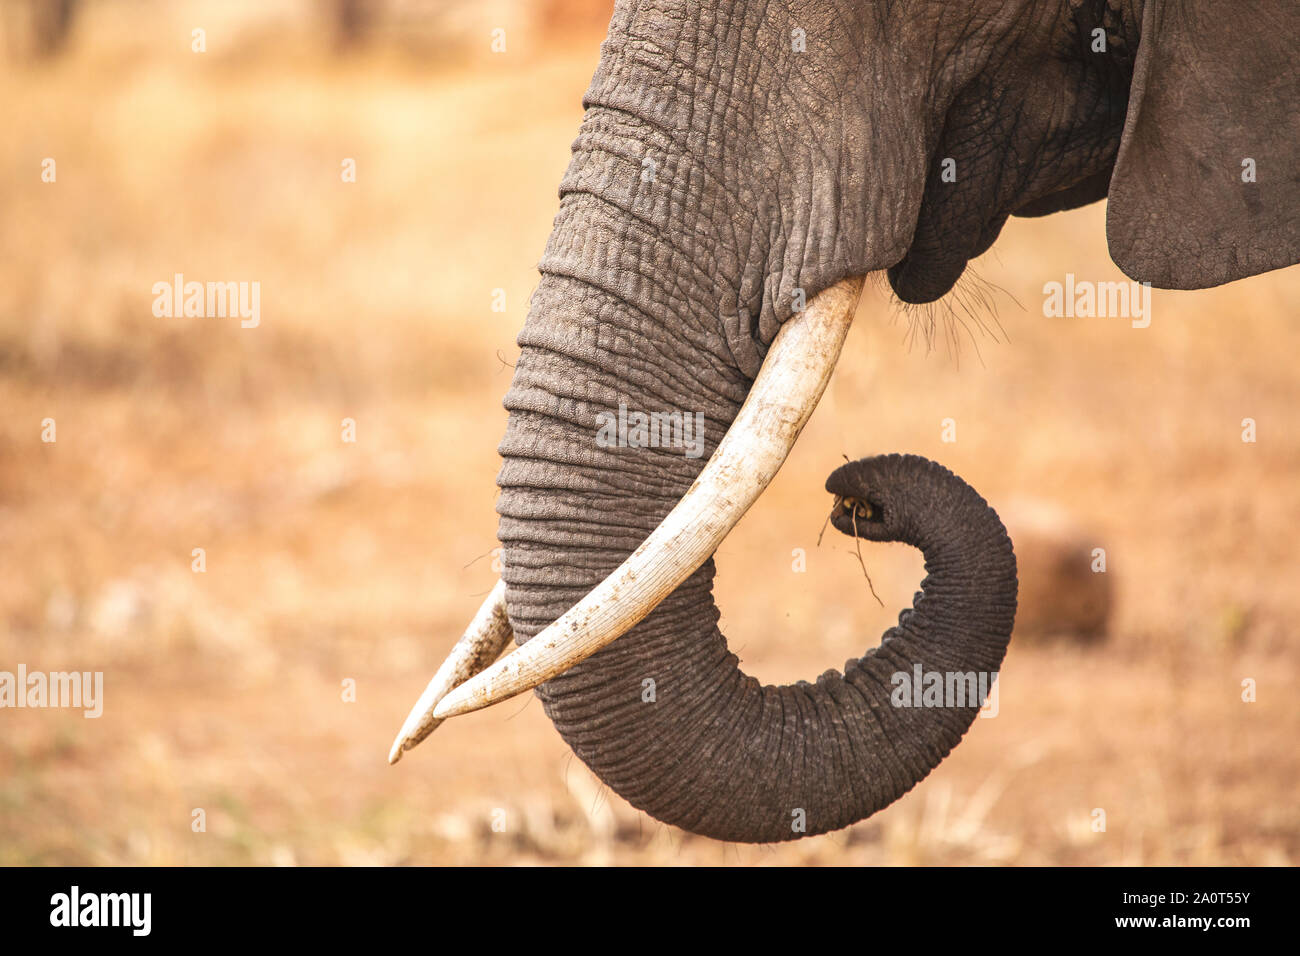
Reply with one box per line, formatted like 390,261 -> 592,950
389,0 -> 1299,843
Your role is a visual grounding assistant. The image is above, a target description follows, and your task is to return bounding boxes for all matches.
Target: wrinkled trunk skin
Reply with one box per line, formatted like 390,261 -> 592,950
499,239 -> 1017,842
496,1 -> 1018,843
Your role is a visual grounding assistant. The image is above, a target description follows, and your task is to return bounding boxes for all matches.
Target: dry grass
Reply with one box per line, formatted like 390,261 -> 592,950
1,1 -> 1297,865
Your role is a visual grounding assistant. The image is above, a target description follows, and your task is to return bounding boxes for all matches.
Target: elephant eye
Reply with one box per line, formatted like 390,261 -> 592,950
839,496 -> 875,521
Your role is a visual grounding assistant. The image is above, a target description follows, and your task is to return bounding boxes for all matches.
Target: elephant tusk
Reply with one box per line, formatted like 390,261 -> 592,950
431,275 -> 867,721
387,578 -> 512,763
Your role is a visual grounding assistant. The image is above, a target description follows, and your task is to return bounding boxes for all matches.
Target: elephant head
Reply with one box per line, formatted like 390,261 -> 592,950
390,0 -> 1298,843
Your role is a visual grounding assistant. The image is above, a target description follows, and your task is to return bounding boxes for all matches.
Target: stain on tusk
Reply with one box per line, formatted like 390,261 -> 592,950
387,578 -> 512,764
432,275 -> 867,721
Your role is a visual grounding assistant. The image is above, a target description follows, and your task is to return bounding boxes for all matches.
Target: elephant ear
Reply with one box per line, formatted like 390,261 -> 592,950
1105,1 -> 1300,289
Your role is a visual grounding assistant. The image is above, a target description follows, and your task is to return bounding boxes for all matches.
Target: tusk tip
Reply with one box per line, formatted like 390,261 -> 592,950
430,698 -> 459,721
387,708 -> 446,764
387,735 -> 410,764
432,684 -> 481,719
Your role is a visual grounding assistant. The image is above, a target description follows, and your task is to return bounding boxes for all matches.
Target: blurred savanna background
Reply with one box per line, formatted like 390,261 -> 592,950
1,0 -> 1296,865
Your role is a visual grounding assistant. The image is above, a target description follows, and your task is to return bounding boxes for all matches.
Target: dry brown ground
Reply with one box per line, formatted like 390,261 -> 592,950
1,3 -> 1297,865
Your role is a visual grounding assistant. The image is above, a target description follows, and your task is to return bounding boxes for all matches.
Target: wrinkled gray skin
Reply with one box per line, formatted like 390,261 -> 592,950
492,0 -> 1299,842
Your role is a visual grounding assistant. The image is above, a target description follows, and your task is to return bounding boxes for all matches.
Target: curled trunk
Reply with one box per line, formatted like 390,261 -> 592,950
499,269 -> 1016,842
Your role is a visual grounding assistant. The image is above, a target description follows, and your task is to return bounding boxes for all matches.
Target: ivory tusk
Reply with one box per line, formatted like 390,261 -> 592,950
431,275 -> 866,721
387,578 -> 512,763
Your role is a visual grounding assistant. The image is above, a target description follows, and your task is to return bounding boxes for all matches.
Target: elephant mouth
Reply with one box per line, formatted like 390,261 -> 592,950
887,200 -> 1010,305
388,275 -> 869,760
887,253 -> 970,305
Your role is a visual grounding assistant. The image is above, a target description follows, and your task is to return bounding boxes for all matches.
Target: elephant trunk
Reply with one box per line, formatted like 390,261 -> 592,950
496,250 -> 1016,841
